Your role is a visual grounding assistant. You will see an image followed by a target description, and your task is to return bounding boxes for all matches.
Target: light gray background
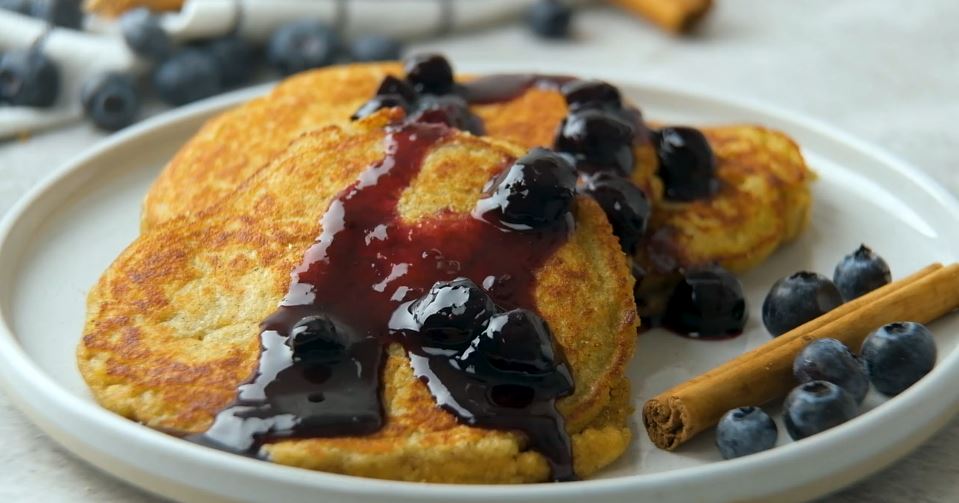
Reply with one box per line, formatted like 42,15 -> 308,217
1,1 -> 957,501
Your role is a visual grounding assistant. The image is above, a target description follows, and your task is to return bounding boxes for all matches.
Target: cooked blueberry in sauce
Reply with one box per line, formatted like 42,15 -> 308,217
561,79 -> 622,111
555,109 -> 636,175
579,173 -> 650,254
350,93 -> 410,121
404,53 -> 455,95
375,74 -> 417,102
288,315 -> 348,363
411,94 -> 484,135
475,147 -> 578,231
459,309 -> 570,380
662,264 -> 748,338
655,126 -> 718,201
408,277 -> 496,348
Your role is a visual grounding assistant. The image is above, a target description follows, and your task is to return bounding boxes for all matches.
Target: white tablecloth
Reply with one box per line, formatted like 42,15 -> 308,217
1,1 -> 957,501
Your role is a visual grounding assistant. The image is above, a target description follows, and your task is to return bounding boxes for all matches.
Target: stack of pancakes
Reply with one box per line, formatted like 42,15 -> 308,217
77,61 -> 812,483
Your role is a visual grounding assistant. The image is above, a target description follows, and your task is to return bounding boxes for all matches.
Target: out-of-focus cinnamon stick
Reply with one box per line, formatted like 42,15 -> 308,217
609,0 -> 713,33
84,0 -> 184,17
643,263 -> 959,450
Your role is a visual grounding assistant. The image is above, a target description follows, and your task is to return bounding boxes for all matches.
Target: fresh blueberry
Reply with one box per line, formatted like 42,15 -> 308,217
119,8 -> 172,61
525,0 -> 573,39
80,72 -> 140,131
475,147 -> 578,231
30,0 -> 83,29
288,315 -> 347,363
410,94 -> 484,135
554,108 -> 636,175
579,172 -> 650,253
860,322 -> 937,396
409,278 -> 496,349
654,127 -> 718,201
833,245 -> 891,301
761,271 -> 843,337
561,79 -> 621,111
715,406 -> 778,459
0,48 -> 60,107
0,0 -> 30,14
204,36 -> 255,88
783,380 -> 858,440
267,20 -> 339,75
152,49 -> 221,106
403,53 -> 454,95
793,338 -> 869,403
662,264 -> 748,338
350,94 -> 410,121
349,34 -> 403,62
374,75 -> 417,102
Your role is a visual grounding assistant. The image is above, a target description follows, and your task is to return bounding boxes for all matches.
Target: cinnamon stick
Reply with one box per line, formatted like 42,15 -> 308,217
643,263 -> 959,450
609,0 -> 713,33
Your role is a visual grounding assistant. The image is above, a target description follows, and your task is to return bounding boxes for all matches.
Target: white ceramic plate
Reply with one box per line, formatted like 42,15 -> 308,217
1,69 -> 958,503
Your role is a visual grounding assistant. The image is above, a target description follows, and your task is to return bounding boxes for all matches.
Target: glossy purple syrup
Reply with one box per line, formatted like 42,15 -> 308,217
192,121 -> 577,481
460,74 -> 575,104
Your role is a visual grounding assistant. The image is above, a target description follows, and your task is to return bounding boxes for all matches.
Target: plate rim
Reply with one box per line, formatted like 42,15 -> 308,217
1,68 -> 958,502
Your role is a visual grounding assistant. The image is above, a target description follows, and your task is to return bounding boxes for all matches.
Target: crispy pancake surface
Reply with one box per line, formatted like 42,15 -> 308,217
142,63 -> 404,229
78,112 -> 637,482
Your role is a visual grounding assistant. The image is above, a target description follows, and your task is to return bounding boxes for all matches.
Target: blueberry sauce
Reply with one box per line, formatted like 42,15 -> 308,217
191,121 -> 578,481
459,73 -> 574,104
654,127 -> 718,201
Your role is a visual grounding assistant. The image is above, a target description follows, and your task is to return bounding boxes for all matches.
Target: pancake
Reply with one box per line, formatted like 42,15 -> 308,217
78,111 -> 638,482
635,125 -> 813,314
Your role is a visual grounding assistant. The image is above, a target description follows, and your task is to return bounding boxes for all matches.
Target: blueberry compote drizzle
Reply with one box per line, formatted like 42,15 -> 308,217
192,120 -> 578,481
460,73 -> 575,104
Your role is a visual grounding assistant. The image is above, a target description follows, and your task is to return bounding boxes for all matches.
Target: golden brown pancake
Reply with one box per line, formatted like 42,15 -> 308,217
78,111 -> 637,482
